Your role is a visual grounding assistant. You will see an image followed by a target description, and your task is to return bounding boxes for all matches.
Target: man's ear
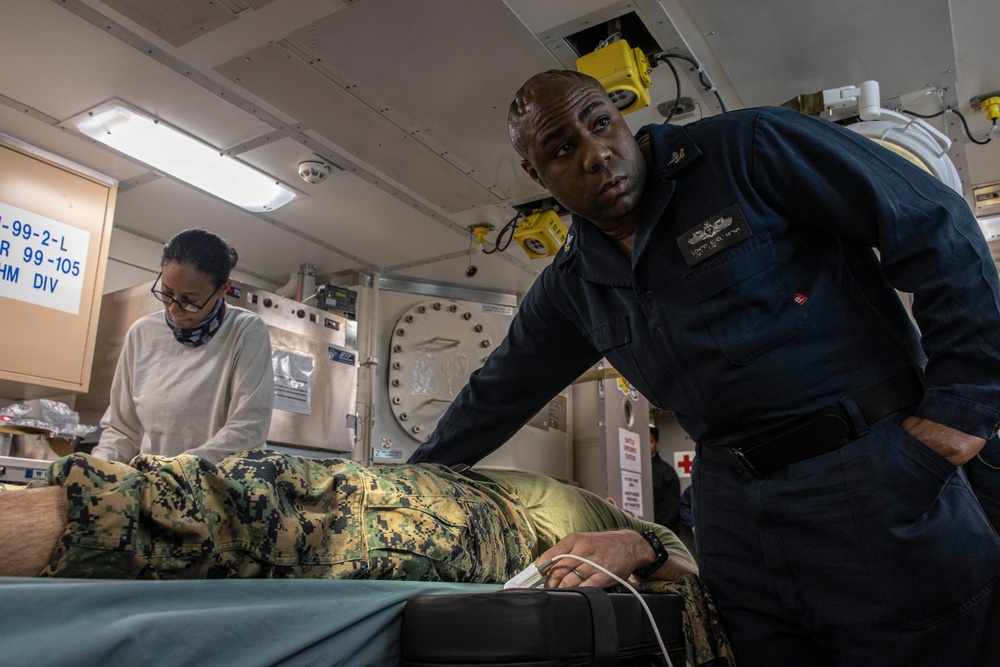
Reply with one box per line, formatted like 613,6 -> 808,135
520,159 -> 545,188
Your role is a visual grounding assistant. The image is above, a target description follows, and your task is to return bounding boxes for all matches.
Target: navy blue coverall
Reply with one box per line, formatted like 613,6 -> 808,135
410,106 -> 1000,665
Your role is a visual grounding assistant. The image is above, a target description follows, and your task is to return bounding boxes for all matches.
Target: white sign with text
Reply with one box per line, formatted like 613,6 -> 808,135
621,470 -> 644,517
619,427 -> 642,473
0,201 -> 90,315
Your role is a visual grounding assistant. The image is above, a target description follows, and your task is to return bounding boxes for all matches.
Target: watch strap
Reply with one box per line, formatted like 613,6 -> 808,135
633,529 -> 670,579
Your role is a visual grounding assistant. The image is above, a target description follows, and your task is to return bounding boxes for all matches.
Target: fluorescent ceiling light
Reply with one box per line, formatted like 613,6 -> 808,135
74,103 -> 296,212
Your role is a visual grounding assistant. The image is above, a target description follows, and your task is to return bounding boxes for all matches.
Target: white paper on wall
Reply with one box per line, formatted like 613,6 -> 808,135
272,348 -> 314,415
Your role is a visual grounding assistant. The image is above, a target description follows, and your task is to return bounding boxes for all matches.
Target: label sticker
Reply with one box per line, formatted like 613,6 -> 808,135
272,348 -> 314,415
328,347 -> 357,366
482,304 -> 514,316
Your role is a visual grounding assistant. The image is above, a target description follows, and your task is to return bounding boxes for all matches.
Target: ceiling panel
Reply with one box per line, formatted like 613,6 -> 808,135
97,0 -> 245,47
682,0 -> 957,106
237,138 -> 473,265
283,0 -> 560,207
502,0 -> 624,34
179,0 -> 345,66
1,0 -> 996,299
951,0 -> 1000,181
0,0 -> 275,151
214,41 -> 505,214
112,177 -> 358,283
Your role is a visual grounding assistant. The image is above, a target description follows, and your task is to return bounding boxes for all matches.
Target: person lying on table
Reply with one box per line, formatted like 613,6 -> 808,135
0,450 -> 696,588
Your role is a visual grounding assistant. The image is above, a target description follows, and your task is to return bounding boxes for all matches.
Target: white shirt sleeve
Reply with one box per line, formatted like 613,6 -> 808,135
89,331 -> 143,463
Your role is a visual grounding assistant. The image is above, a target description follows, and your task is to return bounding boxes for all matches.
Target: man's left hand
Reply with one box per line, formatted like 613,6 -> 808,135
900,416 -> 986,466
536,529 -> 696,589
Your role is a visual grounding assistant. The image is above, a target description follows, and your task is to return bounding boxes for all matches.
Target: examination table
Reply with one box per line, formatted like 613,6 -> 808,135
0,574 -> 733,666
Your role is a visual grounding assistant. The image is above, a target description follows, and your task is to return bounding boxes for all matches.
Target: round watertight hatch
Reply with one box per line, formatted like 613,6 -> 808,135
387,299 -> 493,441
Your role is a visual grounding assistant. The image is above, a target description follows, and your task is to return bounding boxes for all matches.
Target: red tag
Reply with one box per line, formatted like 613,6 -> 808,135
793,293 -> 808,305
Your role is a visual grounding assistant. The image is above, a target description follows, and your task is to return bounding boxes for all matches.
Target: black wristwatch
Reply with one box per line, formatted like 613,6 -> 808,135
633,530 -> 670,579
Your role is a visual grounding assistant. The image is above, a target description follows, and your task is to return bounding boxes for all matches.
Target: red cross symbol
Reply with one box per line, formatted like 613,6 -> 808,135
676,454 -> 694,475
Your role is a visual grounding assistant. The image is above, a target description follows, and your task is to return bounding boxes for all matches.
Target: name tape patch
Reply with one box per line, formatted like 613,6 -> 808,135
677,204 -> 752,267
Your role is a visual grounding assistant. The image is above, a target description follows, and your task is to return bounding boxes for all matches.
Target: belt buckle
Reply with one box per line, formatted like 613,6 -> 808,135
730,448 -> 762,479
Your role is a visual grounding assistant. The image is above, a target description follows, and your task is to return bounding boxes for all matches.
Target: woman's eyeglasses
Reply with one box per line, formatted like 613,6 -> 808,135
150,272 -> 224,313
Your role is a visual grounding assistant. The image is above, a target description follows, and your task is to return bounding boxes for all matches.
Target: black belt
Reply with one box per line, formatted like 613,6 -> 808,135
699,368 -> 924,478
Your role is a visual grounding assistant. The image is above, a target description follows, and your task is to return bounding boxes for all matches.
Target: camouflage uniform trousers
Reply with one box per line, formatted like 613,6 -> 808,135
640,575 -> 737,667
39,451 -> 536,582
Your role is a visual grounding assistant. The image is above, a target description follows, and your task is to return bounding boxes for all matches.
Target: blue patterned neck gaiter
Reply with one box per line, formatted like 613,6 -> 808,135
164,299 -> 227,348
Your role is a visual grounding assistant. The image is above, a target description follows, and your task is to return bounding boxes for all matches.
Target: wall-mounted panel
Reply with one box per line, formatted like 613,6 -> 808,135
0,135 -> 116,398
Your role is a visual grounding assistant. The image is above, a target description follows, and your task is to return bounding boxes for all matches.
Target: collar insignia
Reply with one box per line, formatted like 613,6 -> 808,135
563,233 -> 574,252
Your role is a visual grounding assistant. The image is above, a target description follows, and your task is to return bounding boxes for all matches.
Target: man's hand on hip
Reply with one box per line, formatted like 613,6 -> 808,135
901,416 -> 986,466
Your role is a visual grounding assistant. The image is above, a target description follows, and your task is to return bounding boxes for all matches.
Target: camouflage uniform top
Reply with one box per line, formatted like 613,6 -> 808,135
41,451 -> 537,582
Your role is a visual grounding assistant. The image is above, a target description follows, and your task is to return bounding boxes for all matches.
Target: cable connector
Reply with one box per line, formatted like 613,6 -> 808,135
980,96 -> 1000,122
503,561 -> 551,589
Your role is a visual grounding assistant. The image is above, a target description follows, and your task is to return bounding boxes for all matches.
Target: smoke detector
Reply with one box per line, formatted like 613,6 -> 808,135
298,160 -> 331,184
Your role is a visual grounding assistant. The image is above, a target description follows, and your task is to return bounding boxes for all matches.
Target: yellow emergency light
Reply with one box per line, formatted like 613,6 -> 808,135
576,39 -> 652,115
514,209 -> 568,259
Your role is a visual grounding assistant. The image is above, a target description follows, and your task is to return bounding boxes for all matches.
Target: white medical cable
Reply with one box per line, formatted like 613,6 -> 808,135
546,554 -> 678,667
976,453 -> 1000,470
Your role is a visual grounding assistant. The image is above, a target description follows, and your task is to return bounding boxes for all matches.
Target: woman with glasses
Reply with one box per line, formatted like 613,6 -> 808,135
89,228 -> 274,464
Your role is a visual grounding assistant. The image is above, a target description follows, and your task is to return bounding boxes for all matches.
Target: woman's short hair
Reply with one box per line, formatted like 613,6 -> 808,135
161,228 -> 238,285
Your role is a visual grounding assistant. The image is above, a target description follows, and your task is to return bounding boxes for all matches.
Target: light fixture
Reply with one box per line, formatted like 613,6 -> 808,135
576,38 -> 652,115
783,82 -> 962,193
513,209 -> 568,259
468,223 -> 494,253
70,101 -> 297,212
464,223 -> 493,279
